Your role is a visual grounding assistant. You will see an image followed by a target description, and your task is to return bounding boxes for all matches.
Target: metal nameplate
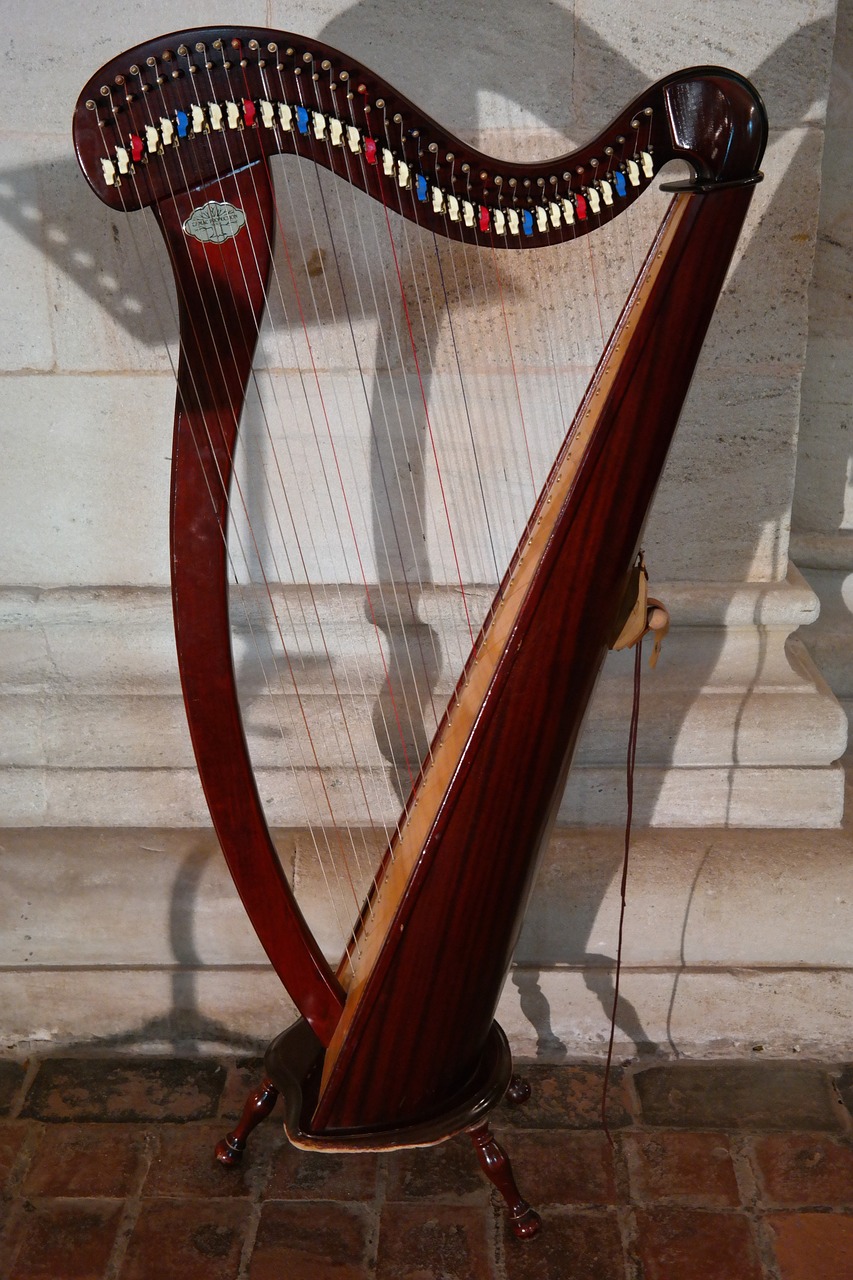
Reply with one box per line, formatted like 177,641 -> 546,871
182,201 -> 247,244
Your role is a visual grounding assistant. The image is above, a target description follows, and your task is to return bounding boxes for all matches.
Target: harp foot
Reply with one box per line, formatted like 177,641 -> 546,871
215,1075 -> 280,1166
505,1073 -> 531,1106
468,1120 -> 541,1239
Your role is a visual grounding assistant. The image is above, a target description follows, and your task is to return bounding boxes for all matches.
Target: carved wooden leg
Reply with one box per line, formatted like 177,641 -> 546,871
468,1120 -> 541,1239
215,1076 -> 279,1166
505,1073 -> 531,1106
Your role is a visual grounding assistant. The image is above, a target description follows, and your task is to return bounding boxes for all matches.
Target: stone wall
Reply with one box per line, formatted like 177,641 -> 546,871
1,2 -> 851,1057
1,0 -> 846,828
791,0 -> 853,738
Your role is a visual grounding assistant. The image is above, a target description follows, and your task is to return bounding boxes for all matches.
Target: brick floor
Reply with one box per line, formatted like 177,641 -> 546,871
0,1055 -> 850,1278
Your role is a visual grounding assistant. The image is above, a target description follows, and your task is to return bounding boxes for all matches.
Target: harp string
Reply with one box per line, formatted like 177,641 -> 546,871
104,49 -> 667,967
111,66 -> 371,958
199,50 -> 400,933
165,55 -> 373,934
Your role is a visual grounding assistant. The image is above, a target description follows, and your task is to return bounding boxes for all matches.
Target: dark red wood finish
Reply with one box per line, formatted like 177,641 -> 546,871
73,32 -> 767,1149
313,183 -> 756,1131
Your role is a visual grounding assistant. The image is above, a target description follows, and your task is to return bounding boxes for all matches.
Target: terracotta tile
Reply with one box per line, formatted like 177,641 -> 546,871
634,1062 -> 841,1131
751,1134 -> 853,1208
0,1122 -> 32,1193
119,1198 -> 250,1280
623,1131 -> 740,1206
499,1130 -> 618,1206
502,1208 -> 623,1280
634,1208 -> 764,1280
266,1142 -> 379,1201
383,1135 -> 488,1204
22,1058 -> 226,1123
0,1061 -> 26,1116
23,1123 -> 147,1198
144,1123 -> 262,1198
249,1201 -> 373,1279
834,1065 -> 853,1124
217,1058 -> 268,1121
767,1211 -> 853,1280
376,1203 -> 495,1280
8,1199 -> 124,1280
495,1064 -> 632,1130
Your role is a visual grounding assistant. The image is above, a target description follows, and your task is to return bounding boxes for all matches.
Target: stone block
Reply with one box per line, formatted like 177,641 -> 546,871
0,376 -> 172,588
572,0 -> 837,133
0,1 -> 269,138
0,137 -> 55,372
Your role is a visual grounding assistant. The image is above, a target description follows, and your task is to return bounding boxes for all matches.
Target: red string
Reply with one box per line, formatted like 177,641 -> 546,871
602,635 -> 643,1145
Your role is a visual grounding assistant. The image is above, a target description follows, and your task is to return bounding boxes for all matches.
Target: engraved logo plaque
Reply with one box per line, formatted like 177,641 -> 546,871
182,201 -> 247,244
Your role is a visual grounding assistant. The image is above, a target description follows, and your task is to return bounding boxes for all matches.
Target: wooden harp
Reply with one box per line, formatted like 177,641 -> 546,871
73,29 -> 766,1232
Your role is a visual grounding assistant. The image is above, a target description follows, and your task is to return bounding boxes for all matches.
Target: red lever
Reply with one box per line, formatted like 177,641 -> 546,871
364,137 -> 377,164
242,99 -> 256,128
129,134 -> 144,163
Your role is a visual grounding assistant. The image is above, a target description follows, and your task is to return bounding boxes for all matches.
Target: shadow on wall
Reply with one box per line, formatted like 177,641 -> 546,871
2,2 -> 838,1057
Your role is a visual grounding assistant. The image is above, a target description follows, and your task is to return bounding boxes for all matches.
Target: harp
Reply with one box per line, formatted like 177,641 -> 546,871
73,28 -> 766,1233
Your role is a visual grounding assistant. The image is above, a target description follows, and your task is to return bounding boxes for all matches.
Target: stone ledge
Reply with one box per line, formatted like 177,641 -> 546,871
1,823 -> 851,1056
0,569 -> 846,827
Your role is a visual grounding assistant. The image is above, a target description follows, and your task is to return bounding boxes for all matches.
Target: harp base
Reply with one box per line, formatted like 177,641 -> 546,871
215,1018 -> 541,1238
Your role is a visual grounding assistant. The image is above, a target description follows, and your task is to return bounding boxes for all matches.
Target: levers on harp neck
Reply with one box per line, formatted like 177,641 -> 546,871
97,91 -> 655,237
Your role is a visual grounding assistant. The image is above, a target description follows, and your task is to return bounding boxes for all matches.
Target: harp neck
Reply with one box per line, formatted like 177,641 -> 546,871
74,28 -> 766,240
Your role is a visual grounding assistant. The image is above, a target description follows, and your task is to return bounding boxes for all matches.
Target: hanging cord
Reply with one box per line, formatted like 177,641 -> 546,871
602,633 -> 644,1145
